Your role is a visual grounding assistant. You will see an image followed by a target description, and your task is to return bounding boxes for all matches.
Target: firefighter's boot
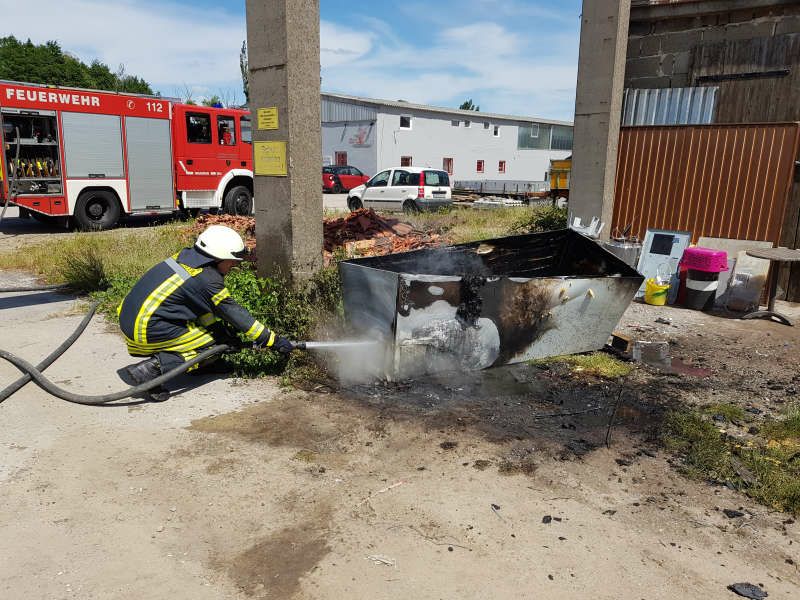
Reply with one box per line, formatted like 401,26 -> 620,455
122,357 -> 170,402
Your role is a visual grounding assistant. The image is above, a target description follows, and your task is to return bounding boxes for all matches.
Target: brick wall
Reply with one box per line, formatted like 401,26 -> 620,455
627,3 -> 800,89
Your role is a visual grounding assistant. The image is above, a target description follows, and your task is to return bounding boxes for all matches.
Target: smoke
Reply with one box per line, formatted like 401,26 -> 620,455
307,338 -> 392,385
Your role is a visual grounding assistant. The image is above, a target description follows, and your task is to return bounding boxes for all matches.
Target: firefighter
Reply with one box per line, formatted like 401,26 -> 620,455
117,224 -> 294,400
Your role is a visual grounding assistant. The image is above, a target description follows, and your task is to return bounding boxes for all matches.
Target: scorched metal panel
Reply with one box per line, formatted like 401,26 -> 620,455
340,229 -> 643,379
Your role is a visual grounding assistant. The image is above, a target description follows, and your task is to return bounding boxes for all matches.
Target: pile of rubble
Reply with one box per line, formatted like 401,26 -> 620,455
323,209 -> 441,260
189,209 -> 441,263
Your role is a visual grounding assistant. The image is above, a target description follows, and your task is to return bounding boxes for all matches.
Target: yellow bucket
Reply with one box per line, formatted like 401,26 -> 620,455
644,278 -> 670,306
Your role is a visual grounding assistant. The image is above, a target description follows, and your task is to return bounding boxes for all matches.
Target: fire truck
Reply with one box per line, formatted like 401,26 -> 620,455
0,80 -> 253,230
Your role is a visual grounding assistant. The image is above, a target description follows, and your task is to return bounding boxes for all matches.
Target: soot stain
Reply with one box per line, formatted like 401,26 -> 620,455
490,280 -> 554,364
456,275 -> 486,327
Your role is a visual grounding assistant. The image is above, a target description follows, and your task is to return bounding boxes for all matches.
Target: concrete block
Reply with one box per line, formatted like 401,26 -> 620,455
669,51 -> 692,75
640,34 -> 662,56
671,73 -> 690,87
660,29 -> 703,53
730,9 -> 756,23
627,37 -> 641,58
625,55 -> 661,79
776,14 -> 800,35
625,76 -> 673,89
629,21 -> 653,36
704,20 -> 777,42
659,54 -> 674,76
654,16 -> 699,34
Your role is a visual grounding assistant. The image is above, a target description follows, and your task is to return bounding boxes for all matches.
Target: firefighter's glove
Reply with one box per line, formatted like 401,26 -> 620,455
272,336 -> 295,355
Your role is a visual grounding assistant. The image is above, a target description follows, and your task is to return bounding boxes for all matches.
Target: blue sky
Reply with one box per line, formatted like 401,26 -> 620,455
5,0 -> 583,120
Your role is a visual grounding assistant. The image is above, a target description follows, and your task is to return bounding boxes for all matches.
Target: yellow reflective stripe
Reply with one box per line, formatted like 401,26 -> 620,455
211,287 -> 231,305
125,332 -> 214,354
179,349 -> 201,372
125,323 -> 210,352
133,274 -> 184,343
244,321 -> 265,341
198,312 -> 217,327
266,331 -> 276,347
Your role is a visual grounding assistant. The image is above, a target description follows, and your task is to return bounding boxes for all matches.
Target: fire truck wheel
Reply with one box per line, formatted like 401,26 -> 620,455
223,186 -> 253,216
74,190 -> 121,231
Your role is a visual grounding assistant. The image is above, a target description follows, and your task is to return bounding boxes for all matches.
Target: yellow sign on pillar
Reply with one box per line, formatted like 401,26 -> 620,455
257,107 -> 279,130
253,141 -> 288,176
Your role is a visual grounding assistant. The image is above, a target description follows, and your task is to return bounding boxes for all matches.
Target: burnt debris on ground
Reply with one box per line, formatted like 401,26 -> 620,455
191,209 -> 442,265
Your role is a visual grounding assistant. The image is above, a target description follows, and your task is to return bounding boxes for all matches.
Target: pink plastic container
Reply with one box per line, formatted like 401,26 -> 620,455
681,247 -> 729,273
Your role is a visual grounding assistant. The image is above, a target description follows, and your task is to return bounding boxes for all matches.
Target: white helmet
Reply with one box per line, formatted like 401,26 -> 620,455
195,225 -> 247,261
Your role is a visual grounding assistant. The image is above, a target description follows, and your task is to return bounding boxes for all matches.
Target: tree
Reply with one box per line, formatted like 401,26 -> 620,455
240,40 -> 249,103
201,95 -> 224,107
0,36 -> 154,95
459,98 -> 480,111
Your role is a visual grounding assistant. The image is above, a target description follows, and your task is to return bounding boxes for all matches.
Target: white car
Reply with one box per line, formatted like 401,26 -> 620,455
347,166 -> 452,213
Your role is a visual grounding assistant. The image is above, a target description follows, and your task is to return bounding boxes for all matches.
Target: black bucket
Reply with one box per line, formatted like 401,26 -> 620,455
685,269 -> 718,311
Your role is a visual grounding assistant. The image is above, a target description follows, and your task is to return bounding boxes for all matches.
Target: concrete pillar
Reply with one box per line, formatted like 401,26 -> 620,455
245,0 -> 322,281
570,0 -> 631,238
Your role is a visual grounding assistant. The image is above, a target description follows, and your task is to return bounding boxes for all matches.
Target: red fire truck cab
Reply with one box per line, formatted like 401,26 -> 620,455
0,80 -> 253,229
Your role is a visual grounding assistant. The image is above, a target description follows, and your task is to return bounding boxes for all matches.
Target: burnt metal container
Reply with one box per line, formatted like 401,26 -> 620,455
339,229 -> 644,379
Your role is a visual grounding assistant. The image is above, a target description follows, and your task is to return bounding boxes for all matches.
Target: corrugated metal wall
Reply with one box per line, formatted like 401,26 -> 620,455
613,123 -> 800,244
622,87 -> 717,126
321,98 -> 377,123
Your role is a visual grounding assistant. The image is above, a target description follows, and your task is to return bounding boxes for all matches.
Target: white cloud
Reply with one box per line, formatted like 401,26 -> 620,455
322,17 -> 579,120
2,0 -> 580,119
320,22 -> 373,67
7,0 -> 245,96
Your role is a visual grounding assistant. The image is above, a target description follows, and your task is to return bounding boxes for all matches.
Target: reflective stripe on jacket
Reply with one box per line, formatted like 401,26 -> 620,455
118,247 -> 275,352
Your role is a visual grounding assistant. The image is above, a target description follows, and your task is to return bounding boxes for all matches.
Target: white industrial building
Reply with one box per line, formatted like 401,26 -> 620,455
321,92 -> 573,185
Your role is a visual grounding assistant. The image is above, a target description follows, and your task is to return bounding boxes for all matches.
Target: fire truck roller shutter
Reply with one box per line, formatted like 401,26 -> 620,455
62,112 -> 126,229
125,117 -> 174,211
61,112 -> 124,179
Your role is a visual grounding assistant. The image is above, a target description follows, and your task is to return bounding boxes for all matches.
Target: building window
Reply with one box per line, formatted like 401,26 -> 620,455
498,160 -> 506,173
451,120 -> 460,127
186,112 -> 212,144
401,156 -> 413,167
464,120 -> 471,128
493,125 -> 500,137
443,157 -> 454,175
484,122 -> 490,129
335,151 -> 348,166
530,123 -> 540,138
476,160 -> 484,173
400,115 -> 412,129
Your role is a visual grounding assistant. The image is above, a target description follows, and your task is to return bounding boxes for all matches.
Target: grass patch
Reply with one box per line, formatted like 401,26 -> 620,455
663,408 -> 800,513
0,224 -> 191,315
534,352 -> 633,379
701,402 -> 747,423
763,407 -> 800,441
402,204 -> 565,244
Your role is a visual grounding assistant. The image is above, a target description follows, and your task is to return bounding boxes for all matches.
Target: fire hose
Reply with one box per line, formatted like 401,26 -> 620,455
0,286 -> 236,405
0,286 -> 375,406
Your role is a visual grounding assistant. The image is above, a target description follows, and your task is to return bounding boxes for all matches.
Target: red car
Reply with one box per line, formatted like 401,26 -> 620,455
322,165 -> 369,193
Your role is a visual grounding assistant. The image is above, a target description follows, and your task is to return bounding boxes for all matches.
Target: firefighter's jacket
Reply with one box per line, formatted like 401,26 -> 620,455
118,247 -> 275,357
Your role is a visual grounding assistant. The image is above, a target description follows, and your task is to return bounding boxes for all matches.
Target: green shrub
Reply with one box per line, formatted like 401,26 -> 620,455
220,263 -> 343,377
511,205 -> 568,234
